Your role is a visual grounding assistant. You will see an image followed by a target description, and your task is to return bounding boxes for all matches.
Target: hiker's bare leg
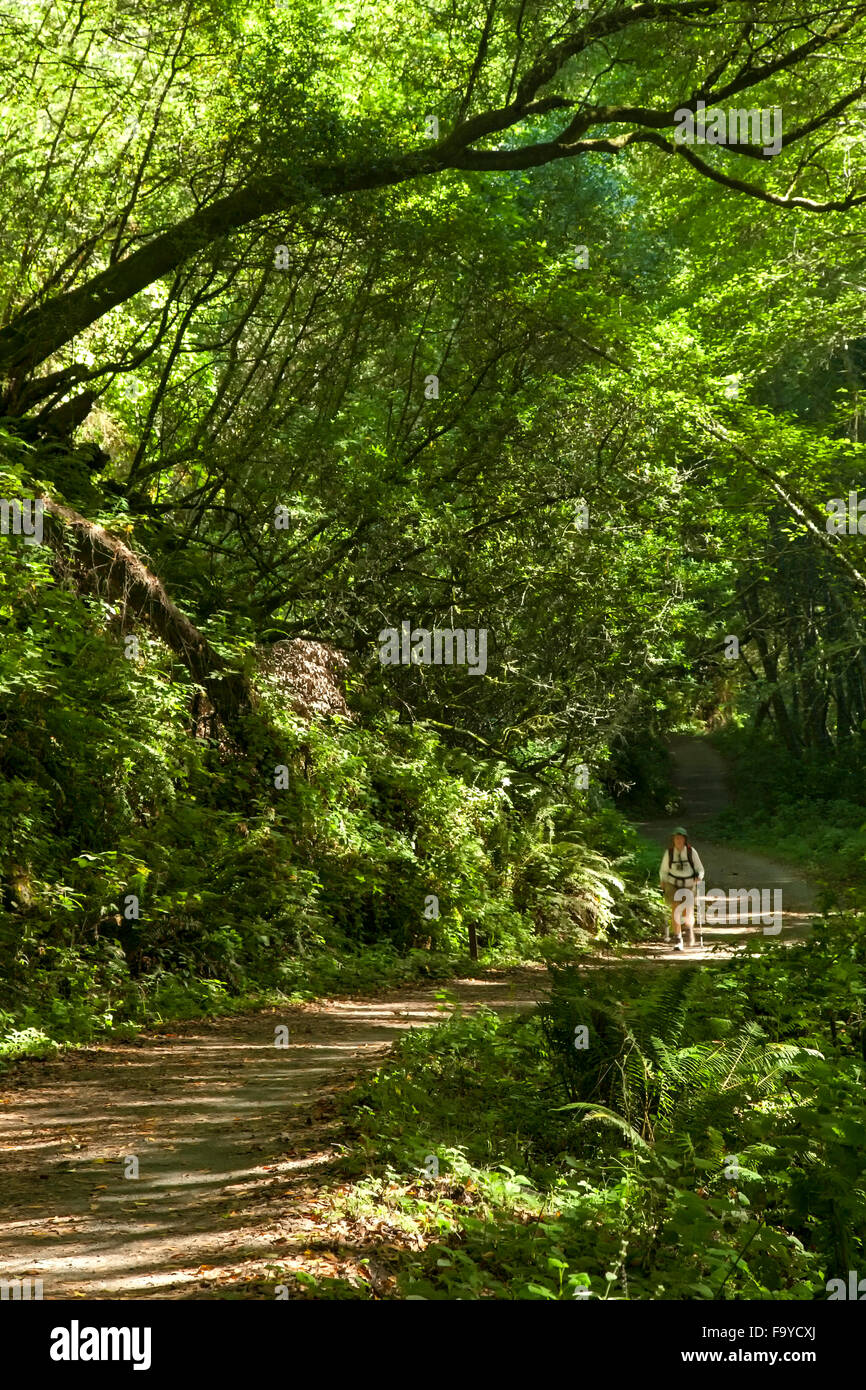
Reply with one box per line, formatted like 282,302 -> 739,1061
683,888 -> 696,946
670,900 -> 682,943
684,901 -> 695,947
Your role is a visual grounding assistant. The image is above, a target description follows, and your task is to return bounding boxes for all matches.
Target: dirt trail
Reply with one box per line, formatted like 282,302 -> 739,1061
0,735 -> 818,1299
0,974 -> 543,1299
631,733 -> 818,964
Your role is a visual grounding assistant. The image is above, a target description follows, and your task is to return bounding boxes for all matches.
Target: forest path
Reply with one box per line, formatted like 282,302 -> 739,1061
0,737 -> 818,1299
617,733 -> 818,966
0,973 -> 544,1299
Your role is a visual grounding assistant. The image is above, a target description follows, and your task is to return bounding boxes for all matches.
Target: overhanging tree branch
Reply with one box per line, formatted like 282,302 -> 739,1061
697,416 -> 866,598
2,1 -> 865,384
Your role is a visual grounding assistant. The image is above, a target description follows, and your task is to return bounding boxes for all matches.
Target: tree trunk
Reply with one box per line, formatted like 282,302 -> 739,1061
40,495 -> 253,732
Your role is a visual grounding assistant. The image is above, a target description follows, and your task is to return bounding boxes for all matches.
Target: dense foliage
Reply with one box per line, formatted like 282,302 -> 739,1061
3,0 -> 866,1301
294,915 -> 866,1300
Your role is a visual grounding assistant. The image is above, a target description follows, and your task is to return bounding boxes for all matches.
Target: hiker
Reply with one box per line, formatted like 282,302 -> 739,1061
659,827 -> 705,951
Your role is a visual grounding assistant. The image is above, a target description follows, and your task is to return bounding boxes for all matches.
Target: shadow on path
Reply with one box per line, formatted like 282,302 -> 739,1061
0,974 -> 544,1299
0,736 -> 818,1297
628,733 -> 817,964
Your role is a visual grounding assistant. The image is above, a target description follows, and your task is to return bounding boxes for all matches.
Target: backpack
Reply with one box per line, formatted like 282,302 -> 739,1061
669,844 -> 696,878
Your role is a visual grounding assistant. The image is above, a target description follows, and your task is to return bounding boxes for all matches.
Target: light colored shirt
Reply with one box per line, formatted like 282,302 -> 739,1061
660,846 -> 705,884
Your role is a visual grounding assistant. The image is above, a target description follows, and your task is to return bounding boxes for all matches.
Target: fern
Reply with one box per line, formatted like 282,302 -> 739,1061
542,968 -> 818,1147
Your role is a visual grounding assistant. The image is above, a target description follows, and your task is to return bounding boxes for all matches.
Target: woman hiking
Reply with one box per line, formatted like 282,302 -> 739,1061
659,827 -> 705,951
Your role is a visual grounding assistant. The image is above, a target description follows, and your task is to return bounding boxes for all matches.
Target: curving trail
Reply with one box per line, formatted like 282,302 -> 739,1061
0,737 -> 817,1298
0,974 -> 543,1299
632,734 -> 817,964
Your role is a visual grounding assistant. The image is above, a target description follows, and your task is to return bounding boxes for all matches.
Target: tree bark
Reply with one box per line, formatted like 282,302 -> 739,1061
40,495 -> 252,730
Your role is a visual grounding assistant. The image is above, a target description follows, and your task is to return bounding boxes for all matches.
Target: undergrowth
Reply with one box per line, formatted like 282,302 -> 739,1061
278,914 -> 866,1300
